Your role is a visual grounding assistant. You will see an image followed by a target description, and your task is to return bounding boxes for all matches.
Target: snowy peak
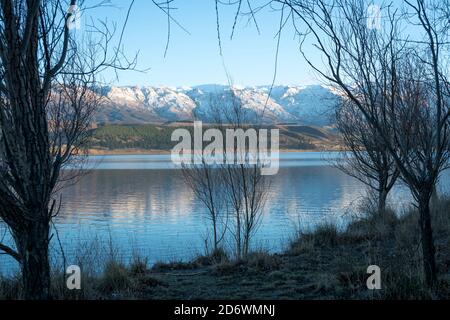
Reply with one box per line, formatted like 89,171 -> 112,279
97,84 -> 341,125
103,86 -> 196,120
271,85 -> 341,125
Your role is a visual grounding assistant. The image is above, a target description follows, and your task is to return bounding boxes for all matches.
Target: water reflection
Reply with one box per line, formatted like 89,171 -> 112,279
51,155 -> 365,269
2,152 -> 447,275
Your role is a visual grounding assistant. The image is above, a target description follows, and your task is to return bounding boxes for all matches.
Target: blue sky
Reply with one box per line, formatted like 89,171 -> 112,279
83,0 -> 321,87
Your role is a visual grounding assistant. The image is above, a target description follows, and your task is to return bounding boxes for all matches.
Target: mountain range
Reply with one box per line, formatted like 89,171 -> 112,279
95,84 -> 341,126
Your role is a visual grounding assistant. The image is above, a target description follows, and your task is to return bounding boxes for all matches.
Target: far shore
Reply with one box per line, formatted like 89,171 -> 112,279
86,148 -> 339,156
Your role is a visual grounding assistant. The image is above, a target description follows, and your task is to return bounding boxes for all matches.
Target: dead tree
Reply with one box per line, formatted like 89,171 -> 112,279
334,100 -> 400,213
0,0 -> 136,299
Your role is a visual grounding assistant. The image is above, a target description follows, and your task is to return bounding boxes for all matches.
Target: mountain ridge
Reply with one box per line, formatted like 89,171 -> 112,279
95,84 -> 341,125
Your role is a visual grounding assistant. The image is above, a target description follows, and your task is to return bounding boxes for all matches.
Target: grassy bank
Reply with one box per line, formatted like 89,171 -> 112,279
1,197 -> 450,300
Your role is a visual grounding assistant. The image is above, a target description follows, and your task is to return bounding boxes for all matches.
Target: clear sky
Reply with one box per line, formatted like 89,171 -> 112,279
82,0 -> 321,87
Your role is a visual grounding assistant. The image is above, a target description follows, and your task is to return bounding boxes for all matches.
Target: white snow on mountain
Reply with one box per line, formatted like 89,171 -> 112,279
97,84 -> 341,125
269,85 -> 341,125
103,86 -> 196,121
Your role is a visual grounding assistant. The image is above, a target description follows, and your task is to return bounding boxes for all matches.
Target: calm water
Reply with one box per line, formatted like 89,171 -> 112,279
1,152 -> 448,274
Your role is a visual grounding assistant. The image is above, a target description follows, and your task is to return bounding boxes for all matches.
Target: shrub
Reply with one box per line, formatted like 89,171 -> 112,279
193,248 -> 229,266
129,256 -> 149,276
245,251 -> 282,272
98,261 -> 132,294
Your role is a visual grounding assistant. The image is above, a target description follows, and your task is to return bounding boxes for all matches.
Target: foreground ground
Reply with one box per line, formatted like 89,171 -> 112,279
1,197 -> 450,300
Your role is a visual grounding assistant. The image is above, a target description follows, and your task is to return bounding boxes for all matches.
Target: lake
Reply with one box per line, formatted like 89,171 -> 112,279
1,152 -> 448,274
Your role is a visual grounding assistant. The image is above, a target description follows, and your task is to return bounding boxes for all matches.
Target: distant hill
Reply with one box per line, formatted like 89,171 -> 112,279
88,123 -> 340,152
94,84 -> 341,126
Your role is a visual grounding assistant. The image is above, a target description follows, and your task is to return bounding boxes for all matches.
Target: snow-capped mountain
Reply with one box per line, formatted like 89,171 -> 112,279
96,84 -> 341,125
269,85 -> 341,125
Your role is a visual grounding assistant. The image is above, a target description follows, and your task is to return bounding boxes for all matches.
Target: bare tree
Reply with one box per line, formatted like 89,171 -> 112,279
334,99 -> 400,213
220,0 -> 450,286
0,0 -> 136,299
222,158 -> 268,258
182,89 -> 269,259
216,90 -> 269,259
182,160 -> 227,253
254,0 -> 450,286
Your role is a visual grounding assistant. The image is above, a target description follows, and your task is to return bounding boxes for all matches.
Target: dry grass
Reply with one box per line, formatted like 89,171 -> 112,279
1,197 -> 450,300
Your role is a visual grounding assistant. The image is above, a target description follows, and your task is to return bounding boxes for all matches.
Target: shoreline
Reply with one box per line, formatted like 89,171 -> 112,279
3,197 -> 449,299
86,148 -> 338,156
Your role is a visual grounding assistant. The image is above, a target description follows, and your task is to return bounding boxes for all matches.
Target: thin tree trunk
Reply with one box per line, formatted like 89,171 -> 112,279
212,218 -> 218,251
15,220 -> 51,300
236,213 -> 241,260
418,195 -> 437,287
378,189 -> 388,214
431,184 -> 439,206
243,233 -> 250,257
